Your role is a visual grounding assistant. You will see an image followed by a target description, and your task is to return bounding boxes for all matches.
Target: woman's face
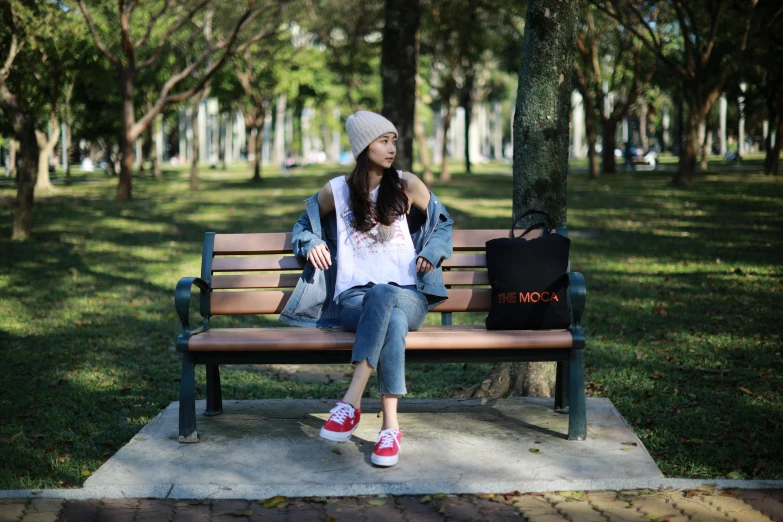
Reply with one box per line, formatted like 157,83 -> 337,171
366,132 -> 397,169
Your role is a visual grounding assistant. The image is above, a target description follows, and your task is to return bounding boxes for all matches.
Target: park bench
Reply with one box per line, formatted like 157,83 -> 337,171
174,229 -> 587,443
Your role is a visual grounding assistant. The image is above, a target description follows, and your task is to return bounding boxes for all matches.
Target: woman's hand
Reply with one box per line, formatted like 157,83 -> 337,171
307,244 -> 331,270
416,256 -> 434,274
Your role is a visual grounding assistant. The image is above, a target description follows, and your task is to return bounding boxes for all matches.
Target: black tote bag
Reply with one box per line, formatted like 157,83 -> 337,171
485,210 -> 571,330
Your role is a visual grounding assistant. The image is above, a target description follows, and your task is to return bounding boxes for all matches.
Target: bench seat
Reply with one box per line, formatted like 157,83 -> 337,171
188,326 -> 574,351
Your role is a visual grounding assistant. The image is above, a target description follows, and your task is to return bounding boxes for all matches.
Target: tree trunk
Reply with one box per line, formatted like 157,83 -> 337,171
35,115 -> 59,192
601,116 -> 618,173
672,109 -> 700,187
7,139 -> 18,178
64,82 -> 73,185
190,96 -> 201,191
440,98 -> 456,182
118,69 -> 135,201
12,122 -> 39,240
415,105 -> 433,184
769,114 -> 783,176
381,0 -> 421,173
584,96 -> 599,179
252,124 -> 263,181
470,0 -> 578,399
462,70 -> 474,175
150,118 -> 162,180
218,111 -> 227,171
764,98 -> 777,175
698,121 -> 708,172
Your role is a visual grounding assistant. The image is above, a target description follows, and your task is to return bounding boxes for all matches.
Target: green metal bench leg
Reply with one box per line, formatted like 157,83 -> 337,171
554,360 -> 570,413
567,349 -> 587,440
179,353 -> 200,443
205,364 -> 223,416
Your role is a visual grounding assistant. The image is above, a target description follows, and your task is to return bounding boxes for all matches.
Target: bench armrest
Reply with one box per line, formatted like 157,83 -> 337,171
568,272 -> 586,349
175,277 -> 210,351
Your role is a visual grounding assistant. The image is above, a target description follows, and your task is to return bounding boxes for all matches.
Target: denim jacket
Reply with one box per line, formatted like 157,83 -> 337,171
279,189 -> 454,328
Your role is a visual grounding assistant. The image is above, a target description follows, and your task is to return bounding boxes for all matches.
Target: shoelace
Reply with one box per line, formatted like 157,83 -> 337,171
328,402 -> 355,425
376,428 -> 399,450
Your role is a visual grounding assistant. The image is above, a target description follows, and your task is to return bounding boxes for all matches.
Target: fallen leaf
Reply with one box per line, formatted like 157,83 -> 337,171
650,371 -> 663,380
330,447 -> 341,455
175,502 -> 189,507
529,448 -> 541,453
134,437 -> 147,441
727,471 -> 745,480
325,516 -> 336,522
621,448 -> 634,451
81,470 -> 91,477
229,510 -> 254,516
621,442 -> 638,447
420,495 -> 431,503
432,493 -> 445,501
685,438 -> 704,444
738,387 -> 754,395
261,496 -> 287,508
276,502 -> 288,510
354,441 -> 363,447
367,499 -> 386,506
478,493 -> 494,499
10,431 -> 25,442
56,455 -> 70,464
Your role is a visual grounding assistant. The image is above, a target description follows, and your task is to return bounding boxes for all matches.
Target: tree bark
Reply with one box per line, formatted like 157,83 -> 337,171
584,95 -> 599,179
252,124 -> 263,181
35,114 -> 59,192
118,68 -> 135,200
64,82 -> 74,185
415,106 -> 433,184
470,0 -> 578,398
601,116 -> 618,173
218,111 -> 227,170
672,109 -> 701,187
12,122 -> 39,240
381,0 -> 421,173
7,139 -> 18,178
462,69 -> 474,175
439,92 -> 456,183
190,94 -> 205,191
769,111 -> 783,176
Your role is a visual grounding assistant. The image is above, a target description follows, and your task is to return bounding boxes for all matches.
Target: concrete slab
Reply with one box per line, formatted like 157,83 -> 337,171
85,397 -> 662,495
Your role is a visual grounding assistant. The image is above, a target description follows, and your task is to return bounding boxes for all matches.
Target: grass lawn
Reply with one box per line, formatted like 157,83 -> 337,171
0,160 -> 781,489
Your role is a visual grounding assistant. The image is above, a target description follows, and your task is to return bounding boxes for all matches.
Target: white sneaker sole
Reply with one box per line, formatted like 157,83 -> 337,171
371,452 -> 399,466
320,424 -> 358,442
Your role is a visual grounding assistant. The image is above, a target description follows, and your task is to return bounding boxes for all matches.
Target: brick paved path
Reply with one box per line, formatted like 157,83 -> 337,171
0,488 -> 781,522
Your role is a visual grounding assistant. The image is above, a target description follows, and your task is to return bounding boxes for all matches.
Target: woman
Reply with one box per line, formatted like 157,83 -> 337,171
279,110 -> 453,467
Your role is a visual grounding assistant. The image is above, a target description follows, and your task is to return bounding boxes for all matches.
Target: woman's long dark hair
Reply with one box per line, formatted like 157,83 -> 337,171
347,149 -> 409,233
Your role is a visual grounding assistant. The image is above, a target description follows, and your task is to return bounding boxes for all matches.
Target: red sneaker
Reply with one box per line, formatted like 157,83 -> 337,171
320,401 -> 361,442
371,428 -> 402,466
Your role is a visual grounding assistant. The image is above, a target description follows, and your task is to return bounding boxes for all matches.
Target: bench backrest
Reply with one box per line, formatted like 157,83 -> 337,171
201,229 -> 555,317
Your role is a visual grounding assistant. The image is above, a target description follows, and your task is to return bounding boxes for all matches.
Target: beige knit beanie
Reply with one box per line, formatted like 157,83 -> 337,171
345,111 -> 398,159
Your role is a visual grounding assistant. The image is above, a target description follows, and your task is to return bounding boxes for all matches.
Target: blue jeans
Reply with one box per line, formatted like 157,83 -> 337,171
337,282 -> 428,396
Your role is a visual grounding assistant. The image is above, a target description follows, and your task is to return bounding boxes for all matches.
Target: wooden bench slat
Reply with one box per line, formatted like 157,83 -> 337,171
212,274 -> 302,289
188,325 -> 573,351
214,233 -> 292,254
210,288 -> 491,315
210,229 -> 553,255
210,271 -> 489,290
212,256 -> 304,272
211,253 -> 486,273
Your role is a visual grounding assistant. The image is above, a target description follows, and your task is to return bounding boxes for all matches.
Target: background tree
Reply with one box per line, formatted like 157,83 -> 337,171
469,0 -> 579,398
76,0 -> 282,200
573,5 -> 656,178
0,0 -> 64,240
380,0 -> 421,172
591,0 -> 772,187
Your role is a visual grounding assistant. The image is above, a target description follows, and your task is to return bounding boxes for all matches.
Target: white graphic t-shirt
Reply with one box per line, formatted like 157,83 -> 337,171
329,171 -> 417,303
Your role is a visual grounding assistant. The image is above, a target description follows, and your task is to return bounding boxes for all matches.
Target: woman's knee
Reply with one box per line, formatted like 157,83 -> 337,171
388,308 -> 408,336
